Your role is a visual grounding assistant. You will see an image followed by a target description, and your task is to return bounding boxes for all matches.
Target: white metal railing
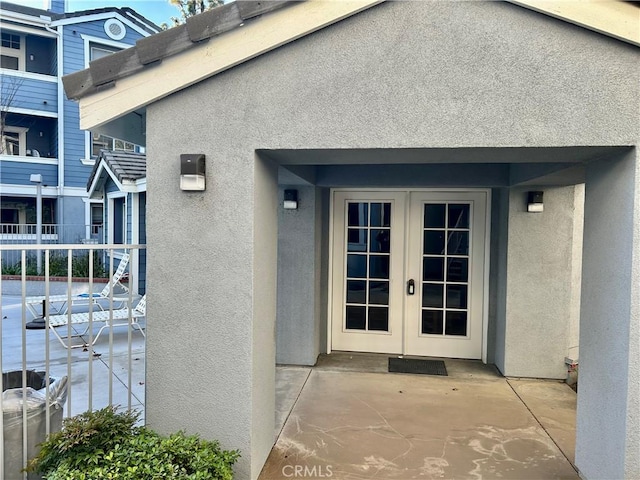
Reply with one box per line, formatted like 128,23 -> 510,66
0,244 -> 146,479
1,225 -> 105,270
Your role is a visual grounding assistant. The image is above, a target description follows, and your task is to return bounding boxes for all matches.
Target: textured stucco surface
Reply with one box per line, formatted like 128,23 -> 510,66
276,185 -> 322,366
503,186 -> 581,379
141,1 -> 639,478
578,150 -> 639,479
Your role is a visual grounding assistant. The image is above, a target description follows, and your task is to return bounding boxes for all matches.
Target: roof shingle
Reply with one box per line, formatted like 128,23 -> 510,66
64,0 -> 299,101
87,150 -> 146,192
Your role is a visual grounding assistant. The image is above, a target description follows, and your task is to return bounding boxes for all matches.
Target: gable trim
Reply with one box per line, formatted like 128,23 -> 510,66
51,12 -> 157,37
77,0 -> 384,130
510,0 -> 640,47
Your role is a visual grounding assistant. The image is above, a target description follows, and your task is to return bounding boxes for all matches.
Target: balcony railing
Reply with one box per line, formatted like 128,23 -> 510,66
0,244 -> 146,479
1,224 -> 104,269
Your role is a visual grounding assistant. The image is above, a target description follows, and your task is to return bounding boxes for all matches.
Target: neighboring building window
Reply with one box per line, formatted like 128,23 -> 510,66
91,203 -> 103,236
90,43 -> 119,61
1,127 -> 27,156
1,32 -> 23,71
92,133 -> 145,157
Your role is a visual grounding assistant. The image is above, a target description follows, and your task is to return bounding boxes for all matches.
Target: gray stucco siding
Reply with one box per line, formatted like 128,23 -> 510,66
142,1 -> 639,478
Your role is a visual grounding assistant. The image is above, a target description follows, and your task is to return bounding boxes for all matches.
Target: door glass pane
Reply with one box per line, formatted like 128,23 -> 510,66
348,203 -> 368,226
422,283 -> 443,308
447,232 -> 469,255
445,311 -> 467,336
369,256 -> 389,279
423,257 -> 444,281
347,255 -> 367,278
370,203 -> 391,227
368,307 -> 389,331
448,204 -> 470,228
446,285 -> 468,309
369,281 -> 389,305
346,306 -> 366,330
346,280 -> 366,304
347,229 -> 368,251
424,231 -> 445,255
424,204 -> 445,228
446,258 -> 468,282
343,200 -> 393,333
422,310 -> 443,334
422,202 -> 472,339
370,229 -> 390,253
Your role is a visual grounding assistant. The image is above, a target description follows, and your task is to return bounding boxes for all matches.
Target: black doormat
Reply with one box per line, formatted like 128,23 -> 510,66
388,358 -> 448,376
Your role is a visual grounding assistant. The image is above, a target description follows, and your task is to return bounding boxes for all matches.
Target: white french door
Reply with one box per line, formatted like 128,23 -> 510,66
330,189 -> 488,359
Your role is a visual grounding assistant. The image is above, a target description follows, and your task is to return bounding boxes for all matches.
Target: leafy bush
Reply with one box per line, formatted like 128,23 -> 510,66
27,406 -> 240,480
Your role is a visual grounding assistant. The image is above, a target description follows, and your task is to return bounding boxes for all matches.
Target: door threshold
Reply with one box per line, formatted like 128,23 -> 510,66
316,352 -> 500,378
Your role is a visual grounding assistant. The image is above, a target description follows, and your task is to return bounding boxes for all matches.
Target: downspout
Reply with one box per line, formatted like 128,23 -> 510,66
45,21 -> 64,230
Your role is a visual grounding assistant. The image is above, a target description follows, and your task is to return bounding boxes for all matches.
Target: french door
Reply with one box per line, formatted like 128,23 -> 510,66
330,190 -> 488,359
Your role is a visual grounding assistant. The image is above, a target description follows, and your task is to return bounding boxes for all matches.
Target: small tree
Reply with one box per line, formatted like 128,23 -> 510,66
169,0 -> 224,26
0,75 -> 23,155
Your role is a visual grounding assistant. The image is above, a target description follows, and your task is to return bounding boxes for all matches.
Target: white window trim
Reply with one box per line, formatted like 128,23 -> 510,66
83,198 -> 105,240
81,34 -> 131,68
0,32 -> 25,71
2,126 -> 28,156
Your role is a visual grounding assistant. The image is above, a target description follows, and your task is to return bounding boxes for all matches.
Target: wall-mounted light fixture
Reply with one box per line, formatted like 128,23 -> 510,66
29,54 -> 35,61
180,154 -> 205,191
527,191 -> 544,213
284,189 -> 298,210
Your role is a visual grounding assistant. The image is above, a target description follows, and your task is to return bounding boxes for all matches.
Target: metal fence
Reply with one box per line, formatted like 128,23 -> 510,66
0,244 -> 146,479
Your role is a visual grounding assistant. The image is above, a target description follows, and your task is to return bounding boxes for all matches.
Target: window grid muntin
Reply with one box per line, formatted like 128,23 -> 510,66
345,201 -> 391,332
1,33 -> 20,49
421,202 -> 471,337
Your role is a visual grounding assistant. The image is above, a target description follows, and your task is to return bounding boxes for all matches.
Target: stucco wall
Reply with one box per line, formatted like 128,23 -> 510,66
578,150 -> 639,479
503,186 -> 581,378
143,1 -> 638,478
276,185 -> 324,366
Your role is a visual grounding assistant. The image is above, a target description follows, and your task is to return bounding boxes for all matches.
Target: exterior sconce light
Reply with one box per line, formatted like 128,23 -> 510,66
284,189 -> 298,210
180,154 -> 205,191
527,191 -> 544,213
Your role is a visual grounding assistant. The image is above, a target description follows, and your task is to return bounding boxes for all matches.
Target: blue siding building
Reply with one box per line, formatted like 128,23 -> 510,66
0,0 -> 157,246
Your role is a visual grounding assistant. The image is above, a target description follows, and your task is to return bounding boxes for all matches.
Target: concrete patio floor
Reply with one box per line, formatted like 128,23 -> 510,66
264,353 -> 578,480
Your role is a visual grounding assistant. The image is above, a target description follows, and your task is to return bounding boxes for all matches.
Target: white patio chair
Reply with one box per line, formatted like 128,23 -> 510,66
24,253 -> 130,319
46,294 -> 146,349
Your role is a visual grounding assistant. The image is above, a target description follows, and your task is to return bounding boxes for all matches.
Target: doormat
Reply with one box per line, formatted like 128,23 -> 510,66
388,358 -> 448,376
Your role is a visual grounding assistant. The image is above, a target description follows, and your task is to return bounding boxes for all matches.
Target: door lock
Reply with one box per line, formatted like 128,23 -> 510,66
407,279 -> 415,295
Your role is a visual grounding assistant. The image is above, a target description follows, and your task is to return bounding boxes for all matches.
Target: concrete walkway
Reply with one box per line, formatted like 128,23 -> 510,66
262,353 -> 578,480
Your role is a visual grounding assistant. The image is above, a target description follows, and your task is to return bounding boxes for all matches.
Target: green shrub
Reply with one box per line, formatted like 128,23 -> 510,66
1,251 -> 107,278
26,406 -> 240,480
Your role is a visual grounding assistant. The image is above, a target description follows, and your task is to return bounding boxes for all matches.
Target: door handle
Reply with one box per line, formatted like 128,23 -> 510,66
407,279 -> 415,295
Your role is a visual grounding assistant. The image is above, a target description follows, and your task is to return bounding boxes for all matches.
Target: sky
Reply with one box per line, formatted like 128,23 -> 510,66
10,0 -> 180,27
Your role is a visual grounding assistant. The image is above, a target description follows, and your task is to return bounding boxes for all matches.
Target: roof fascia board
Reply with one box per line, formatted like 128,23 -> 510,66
87,161 -> 109,197
0,11 -> 51,27
3,106 -> 58,118
51,12 -> 154,37
509,0 -> 640,47
78,0 -> 384,130
0,21 -> 57,37
102,160 -> 128,194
